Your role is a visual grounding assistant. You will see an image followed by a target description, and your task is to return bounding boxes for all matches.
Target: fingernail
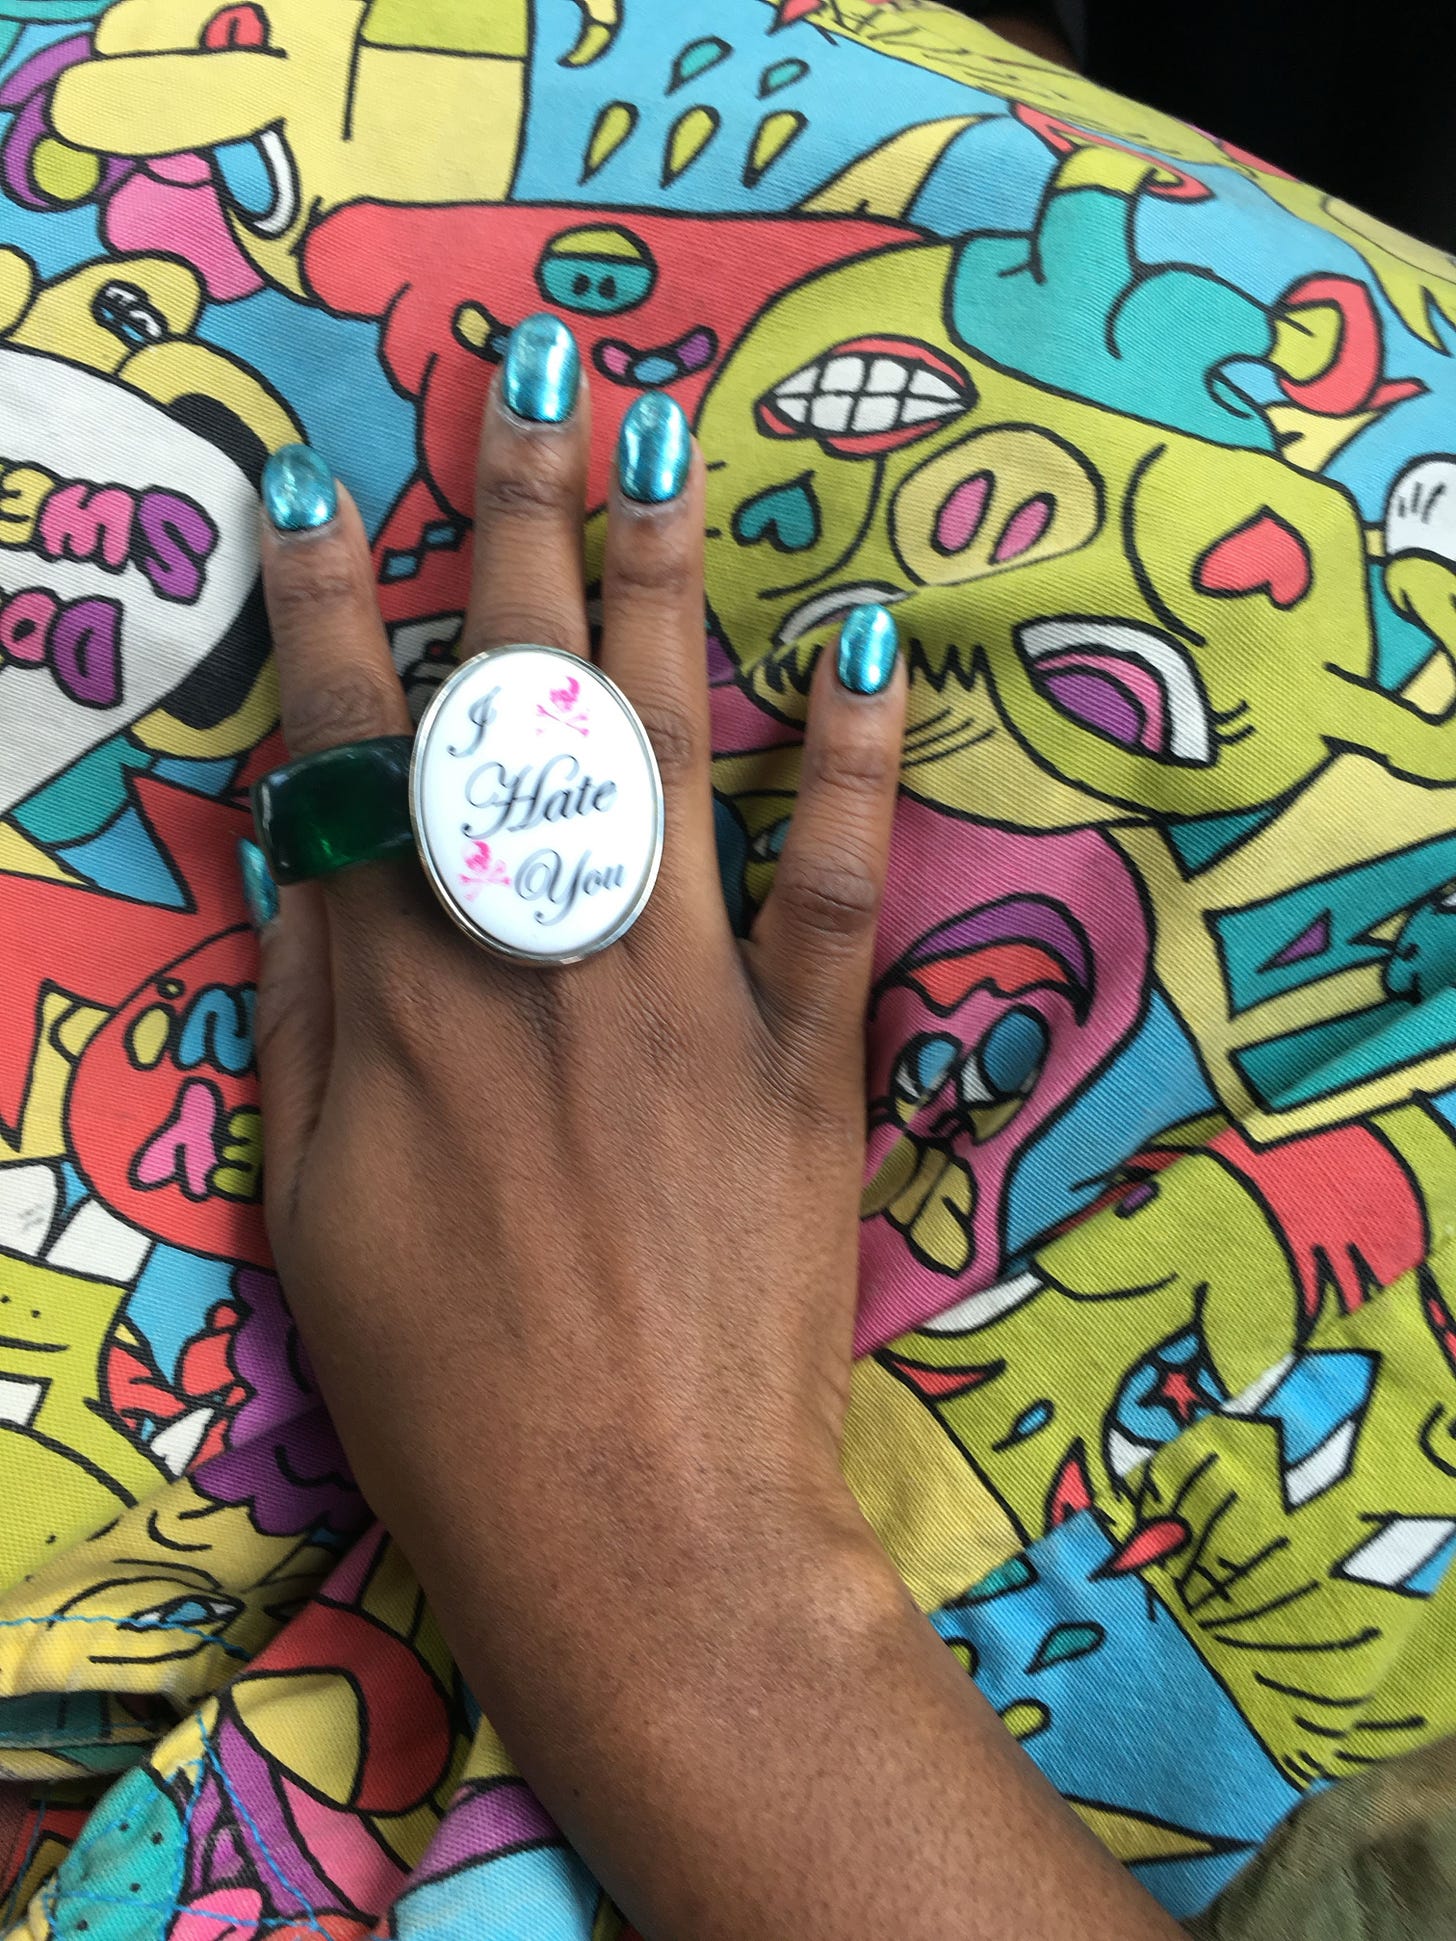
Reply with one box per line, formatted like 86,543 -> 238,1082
238,837 -> 279,930
261,443 -> 337,532
617,391 -> 690,504
837,603 -> 900,695
502,312 -> 580,424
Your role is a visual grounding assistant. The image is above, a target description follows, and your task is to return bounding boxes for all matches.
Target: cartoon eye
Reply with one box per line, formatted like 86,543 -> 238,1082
119,1592 -> 241,1633
891,1032 -> 959,1113
93,282 -> 166,348
1384,458 -> 1456,565
536,226 -> 657,315
962,1008 -> 1049,1107
748,817 -> 790,863
1115,1176 -> 1160,1217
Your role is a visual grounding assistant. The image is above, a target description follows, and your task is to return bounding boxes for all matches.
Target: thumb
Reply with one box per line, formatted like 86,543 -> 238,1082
240,838 -> 333,1234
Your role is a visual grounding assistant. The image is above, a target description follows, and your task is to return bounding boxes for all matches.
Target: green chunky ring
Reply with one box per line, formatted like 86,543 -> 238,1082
251,735 -> 415,886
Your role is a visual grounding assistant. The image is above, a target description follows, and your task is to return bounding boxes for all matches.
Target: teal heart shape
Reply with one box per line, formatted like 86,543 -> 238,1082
732,474 -> 821,554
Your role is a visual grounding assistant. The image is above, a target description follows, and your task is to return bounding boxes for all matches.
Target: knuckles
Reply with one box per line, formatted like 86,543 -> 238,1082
770,857 -> 883,947
628,688 -> 706,782
474,447 -> 581,525
283,663 -> 408,755
801,727 -> 899,802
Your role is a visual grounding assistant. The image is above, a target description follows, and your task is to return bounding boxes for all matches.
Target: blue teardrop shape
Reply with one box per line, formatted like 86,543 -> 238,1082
1027,1622 -> 1107,1673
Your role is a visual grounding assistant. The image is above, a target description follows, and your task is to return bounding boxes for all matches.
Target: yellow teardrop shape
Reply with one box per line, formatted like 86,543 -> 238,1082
745,110 -> 806,188
663,106 -> 721,186
999,1699 -> 1051,1742
582,102 -> 637,181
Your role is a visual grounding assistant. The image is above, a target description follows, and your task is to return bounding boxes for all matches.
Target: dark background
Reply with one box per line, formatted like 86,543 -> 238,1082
968,0 -> 1456,252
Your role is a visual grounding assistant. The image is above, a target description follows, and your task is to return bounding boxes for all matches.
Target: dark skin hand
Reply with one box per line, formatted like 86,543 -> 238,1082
251,368 -> 1183,1939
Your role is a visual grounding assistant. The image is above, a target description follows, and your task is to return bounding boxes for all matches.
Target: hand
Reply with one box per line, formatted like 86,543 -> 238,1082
252,357 -> 905,1593
248,330 -> 1180,1941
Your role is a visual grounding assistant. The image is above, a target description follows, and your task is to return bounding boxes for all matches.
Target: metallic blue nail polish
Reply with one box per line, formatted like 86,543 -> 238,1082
837,603 -> 899,695
261,444 -> 337,532
238,837 -> 279,929
502,312 -> 580,423
617,391 -> 690,504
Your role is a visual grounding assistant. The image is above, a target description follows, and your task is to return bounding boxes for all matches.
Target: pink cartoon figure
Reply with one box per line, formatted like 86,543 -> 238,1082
459,840 -> 510,899
857,798 -> 1152,1348
536,672 -> 590,737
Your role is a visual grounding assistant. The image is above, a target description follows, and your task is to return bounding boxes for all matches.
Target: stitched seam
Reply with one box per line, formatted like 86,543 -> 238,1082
0,1613 -> 247,1658
199,1723 -> 326,1934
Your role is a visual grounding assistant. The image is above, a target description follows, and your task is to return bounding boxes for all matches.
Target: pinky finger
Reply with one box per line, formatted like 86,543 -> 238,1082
747,605 -> 905,1064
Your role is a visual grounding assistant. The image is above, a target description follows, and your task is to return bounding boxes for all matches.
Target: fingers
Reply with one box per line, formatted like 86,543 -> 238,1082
261,448 -> 413,758
749,606 -> 906,1068
240,844 -> 333,1238
259,444 -> 430,953
463,314 -> 593,662
598,396 -> 723,942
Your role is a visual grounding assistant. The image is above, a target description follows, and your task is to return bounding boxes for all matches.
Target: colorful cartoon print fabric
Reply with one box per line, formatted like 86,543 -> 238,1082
4,0 -> 1456,1933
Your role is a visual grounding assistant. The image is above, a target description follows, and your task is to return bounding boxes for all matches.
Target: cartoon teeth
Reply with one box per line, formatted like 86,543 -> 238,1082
758,338 -> 970,450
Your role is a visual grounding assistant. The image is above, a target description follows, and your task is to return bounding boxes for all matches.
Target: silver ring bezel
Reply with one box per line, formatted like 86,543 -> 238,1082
408,642 -> 665,968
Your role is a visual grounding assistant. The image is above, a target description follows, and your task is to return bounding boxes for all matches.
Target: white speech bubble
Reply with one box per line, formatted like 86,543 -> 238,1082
0,343 -> 259,813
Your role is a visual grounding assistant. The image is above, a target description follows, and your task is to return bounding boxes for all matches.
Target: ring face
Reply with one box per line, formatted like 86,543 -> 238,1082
409,645 -> 664,965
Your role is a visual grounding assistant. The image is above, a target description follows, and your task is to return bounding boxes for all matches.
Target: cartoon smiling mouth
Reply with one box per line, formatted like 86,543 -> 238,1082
757,336 -> 970,455
595,326 -> 718,387
774,580 -> 910,646
1015,617 -> 1215,766
208,124 -> 298,239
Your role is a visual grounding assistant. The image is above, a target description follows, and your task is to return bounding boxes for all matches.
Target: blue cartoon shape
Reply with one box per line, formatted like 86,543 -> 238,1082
932,1515 -> 1301,1917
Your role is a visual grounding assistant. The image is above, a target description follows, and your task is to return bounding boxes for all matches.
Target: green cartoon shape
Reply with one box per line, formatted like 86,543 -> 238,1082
0,1246 -> 163,1570
879,1103 -> 1456,1557
1129,1255 -> 1456,1785
699,155 -> 1456,831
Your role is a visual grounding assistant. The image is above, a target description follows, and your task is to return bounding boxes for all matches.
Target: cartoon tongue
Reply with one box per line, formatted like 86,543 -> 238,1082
1036,649 -> 1170,756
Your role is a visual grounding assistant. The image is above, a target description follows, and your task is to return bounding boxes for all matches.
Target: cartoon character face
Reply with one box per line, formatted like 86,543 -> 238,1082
49,0 -> 530,294
300,201 -> 913,615
0,249 -> 296,775
699,229 -> 1456,829
854,800 -> 1149,1345
879,1104 -> 1439,1560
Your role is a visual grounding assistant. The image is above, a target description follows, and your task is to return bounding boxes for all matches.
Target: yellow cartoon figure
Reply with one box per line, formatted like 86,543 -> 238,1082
49,0 -> 532,294
0,1248 -> 167,1573
700,153 -> 1456,834
0,1479 -> 337,1725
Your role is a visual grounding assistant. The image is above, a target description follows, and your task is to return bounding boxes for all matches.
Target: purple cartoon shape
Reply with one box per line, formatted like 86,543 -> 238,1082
192,1267 -> 366,1538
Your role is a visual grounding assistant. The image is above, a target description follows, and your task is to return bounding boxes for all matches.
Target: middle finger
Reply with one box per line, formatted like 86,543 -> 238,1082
462,314 -> 593,662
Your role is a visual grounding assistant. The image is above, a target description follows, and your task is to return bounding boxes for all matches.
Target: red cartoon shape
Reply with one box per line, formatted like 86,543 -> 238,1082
1194,509 -> 1313,609
67,924 -> 267,1264
302,202 -> 914,620
1274,272 -> 1425,417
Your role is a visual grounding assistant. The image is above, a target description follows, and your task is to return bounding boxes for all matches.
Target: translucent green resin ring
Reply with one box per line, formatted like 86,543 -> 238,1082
251,735 -> 415,886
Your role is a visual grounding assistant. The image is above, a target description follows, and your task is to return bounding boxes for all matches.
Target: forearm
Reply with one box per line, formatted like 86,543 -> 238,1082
410,1487 -> 1184,1941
